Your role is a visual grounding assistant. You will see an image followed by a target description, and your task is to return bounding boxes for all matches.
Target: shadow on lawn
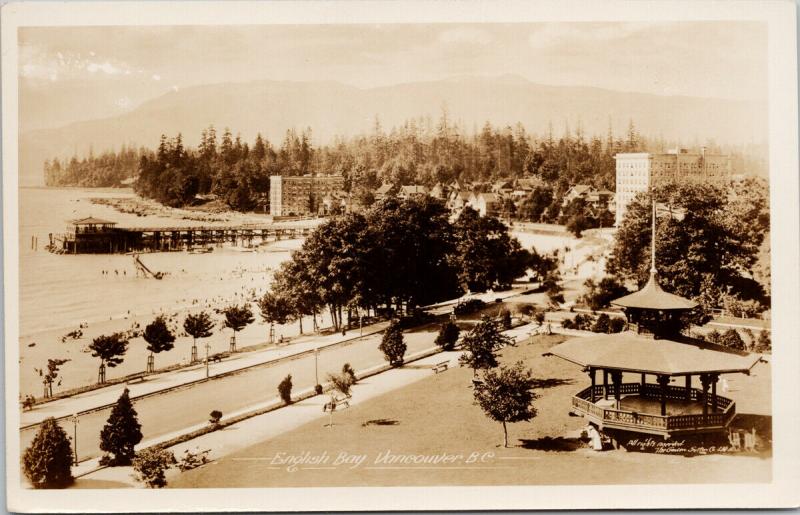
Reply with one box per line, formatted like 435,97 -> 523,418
531,378 -> 574,389
519,436 -> 586,452
362,419 -> 399,427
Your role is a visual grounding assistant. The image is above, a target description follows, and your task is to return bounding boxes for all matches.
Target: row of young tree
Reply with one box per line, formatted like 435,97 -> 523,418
257,198 -> 538,333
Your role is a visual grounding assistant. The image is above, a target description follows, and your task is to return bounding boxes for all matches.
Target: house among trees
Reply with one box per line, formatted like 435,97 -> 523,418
447,190 -> 473,214
398,185 -> 429,201
429,182 -> 447,200
469,192 -> 501,217
374,183 -> 394,202
491,180 -> 514,196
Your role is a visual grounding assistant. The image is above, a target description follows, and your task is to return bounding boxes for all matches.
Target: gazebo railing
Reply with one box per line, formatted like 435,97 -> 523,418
572,384 -> 736,434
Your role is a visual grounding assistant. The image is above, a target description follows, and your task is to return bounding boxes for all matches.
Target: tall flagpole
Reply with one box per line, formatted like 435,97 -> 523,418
651,200 -> 657,274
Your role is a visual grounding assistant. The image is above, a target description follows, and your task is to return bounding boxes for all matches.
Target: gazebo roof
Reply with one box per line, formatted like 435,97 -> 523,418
71,217 -> 116,226
611,272 -> 698,311
548,332 -> 760,375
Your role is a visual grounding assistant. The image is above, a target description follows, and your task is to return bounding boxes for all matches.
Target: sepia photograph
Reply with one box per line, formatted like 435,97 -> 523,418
3,0 -> 799,512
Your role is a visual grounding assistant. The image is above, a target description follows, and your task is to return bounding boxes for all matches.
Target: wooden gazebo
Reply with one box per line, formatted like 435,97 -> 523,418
549,333 -> 759,437
548,201 -> 760,438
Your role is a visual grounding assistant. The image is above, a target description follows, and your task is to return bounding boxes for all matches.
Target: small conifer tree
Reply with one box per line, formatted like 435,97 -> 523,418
99,388 -> 143,466
23,417 -> 74,489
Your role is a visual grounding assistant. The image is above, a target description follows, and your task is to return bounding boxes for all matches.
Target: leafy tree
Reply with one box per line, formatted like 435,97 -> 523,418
183,311 -> 214,362
459,315 -> 515,373
533,311 -> 546,326
258,291 -> 294,340
34,358 -> 70,398
566,213 -> 591,238
434,321 -> 460,351
99,388 -> 143,466
142,316 -> 175,371
580,276 -> 629,311
474,361 -> 539,447
379,322 -> 407,367
89,333 -> 129,384
132,448 -> 176,488
452,207 -> 530,292
221,304 -> 255,350
608,182 -> 767,305
278,374 -> 293,404
23,417 -> 74,488
542,270 -> 564,306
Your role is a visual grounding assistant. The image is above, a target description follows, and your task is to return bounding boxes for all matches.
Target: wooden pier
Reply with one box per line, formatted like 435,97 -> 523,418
49,217 -> 314,254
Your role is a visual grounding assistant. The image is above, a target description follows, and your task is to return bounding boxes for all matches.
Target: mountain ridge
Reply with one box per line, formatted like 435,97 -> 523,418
19,76 -> 766,186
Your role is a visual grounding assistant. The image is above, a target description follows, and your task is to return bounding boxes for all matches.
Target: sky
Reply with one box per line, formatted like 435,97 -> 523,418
19,22 -> 768,132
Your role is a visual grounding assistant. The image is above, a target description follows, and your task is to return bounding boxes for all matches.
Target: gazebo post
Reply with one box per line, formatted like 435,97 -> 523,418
640,373 -> 646,391
589,368 -> 596,402
711,374 -> 719,413
603,370 -> 609,400
700,374 -> 710,419
612,371 -> 622,409
657,375 -> 669,416
685,375 -> 692,402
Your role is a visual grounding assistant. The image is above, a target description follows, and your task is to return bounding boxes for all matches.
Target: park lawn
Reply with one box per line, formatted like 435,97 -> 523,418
170,334 -> 771,488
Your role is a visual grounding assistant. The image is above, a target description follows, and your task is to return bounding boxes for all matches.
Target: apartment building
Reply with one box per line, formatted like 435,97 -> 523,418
269,175 -> 346,217
615,148 -> 730,225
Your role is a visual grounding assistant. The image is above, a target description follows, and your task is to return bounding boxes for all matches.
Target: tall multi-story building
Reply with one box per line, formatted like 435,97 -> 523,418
614,148 -> 730,225
269,175 -> 345,217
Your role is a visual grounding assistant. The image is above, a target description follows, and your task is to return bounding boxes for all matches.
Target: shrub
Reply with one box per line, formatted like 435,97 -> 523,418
99,388 -> 142,466
379,322 -> 407,367
342,363 -> 357,384
434,321 -> 460,351
453,299 -> 486,316
209,410 -> 222,425
705,329 -> 723,344
572,313 -> 595,331
719,329 -> 746,351
591,314 -> 611,333
755,330 -> 771,353
327,371 -> 354,397
132,448 -> 176,488
608,317 -> 627,333
23,417 -> 73,489
278,374 -> 293,404
533,311 -> 546,326
500,309 -> 512,330
314,384 -> 323,395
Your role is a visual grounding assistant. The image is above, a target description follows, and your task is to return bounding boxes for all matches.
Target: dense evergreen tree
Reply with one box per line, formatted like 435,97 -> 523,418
99,388 -> 143,466
23,417 -> 74,489
379,322 -> 407,367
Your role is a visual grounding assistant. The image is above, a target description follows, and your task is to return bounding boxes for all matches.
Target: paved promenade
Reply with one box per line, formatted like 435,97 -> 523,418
70,322 -> 541,488
21,320 -> 391,428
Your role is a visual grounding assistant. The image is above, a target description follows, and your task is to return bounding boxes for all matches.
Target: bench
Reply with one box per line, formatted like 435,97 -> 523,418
432,361 -> 449,373
127,373 -> 147,384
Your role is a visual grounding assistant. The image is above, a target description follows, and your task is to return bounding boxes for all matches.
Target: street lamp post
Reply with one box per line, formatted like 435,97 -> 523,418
70,413 -> 79,466
314,346 -> 319,386
205,341 -> 210,379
